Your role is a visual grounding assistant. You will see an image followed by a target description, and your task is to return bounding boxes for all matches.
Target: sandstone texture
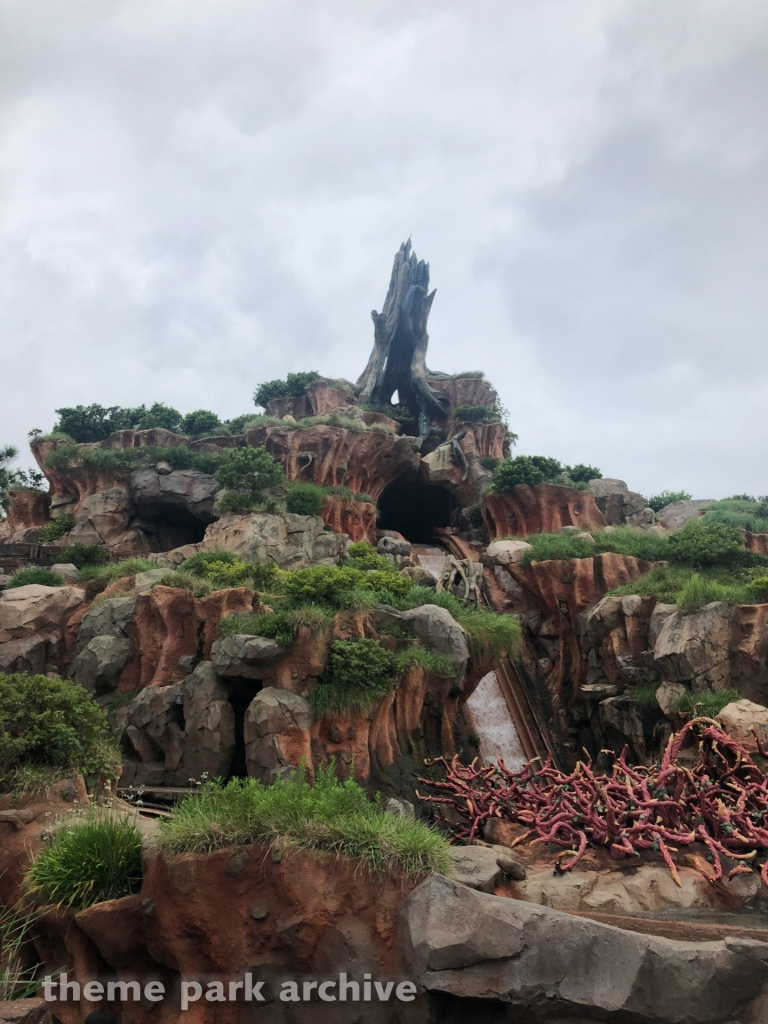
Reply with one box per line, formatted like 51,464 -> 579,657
589,477 -> 655,528
482,482 -> 607,539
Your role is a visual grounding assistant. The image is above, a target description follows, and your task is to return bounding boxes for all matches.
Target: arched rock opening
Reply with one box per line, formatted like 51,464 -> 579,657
377,479 -> 457,542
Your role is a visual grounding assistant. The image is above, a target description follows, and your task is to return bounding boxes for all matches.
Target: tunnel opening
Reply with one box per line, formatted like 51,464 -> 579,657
132,504 -> 209,551
377,480 -> 457,542
225,679 -> 262,779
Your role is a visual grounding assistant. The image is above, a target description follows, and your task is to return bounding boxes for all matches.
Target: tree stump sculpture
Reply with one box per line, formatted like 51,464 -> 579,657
355,240 -> 451,433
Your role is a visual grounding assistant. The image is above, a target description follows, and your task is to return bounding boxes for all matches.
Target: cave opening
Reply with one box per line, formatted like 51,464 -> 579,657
225,679 -> 261,779
133,504 -> 209,551
377,480 -> 457,542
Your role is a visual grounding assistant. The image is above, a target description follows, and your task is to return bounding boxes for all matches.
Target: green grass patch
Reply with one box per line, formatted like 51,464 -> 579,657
669,689 -> 743,718
701,497 -> 768,534
26,811 -> 143,908
179,550 -> 277,590
155,767 -> 449,878
519,527 -> 670,565
7,568 -> 64,588
76,557 -> 157,583
675,574 -> 753,614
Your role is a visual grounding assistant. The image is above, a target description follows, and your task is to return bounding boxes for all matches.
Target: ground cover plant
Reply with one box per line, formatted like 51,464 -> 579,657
668,689 -> 741,719
254,371 -> 321,408
26,812 -> 143,908
0,674 -> 120,792
156,764 -> 449,878
418,719 -> 768,886
6,568 -> 64,589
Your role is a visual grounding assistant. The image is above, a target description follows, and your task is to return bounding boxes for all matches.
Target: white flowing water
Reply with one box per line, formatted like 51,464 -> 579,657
465,671 -> 527,771
411,544 -> 447,580
413,545 -> 526,769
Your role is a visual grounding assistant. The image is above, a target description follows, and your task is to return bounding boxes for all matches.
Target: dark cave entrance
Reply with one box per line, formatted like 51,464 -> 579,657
133,505 -> 210,551
377,480 -> 457,542
226,679 -> 262,779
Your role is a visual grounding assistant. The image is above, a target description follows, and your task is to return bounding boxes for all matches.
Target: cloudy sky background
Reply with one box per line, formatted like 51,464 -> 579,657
1,0 -> 766,498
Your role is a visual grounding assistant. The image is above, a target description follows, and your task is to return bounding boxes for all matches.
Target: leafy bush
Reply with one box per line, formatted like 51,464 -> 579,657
39,513 -> 75,543
281,564 -> 411,609
452,404 -> 498,423
53,404 -> 146,443
645,490 -> 693,513
669,689 -> 743,718
177,551 -> 258,590
480,457 -> 500,471
566,463 -> 602,484
667,519 -> 749,568
393,646 -> 455,676
50,543 -> 109,569
45,441 -> 220,475
286,482 -> 325,517
0,445 -> 45,512
155,767 -> 449,877
747,577 -> 768,603
7,568 -> 65,588
181,409 -> 225,438
254,371 -> 320,408
0,674 -> 119,791
213,445 -> 283,492
344,541 -> 393,571
492,455 -> 601,493
226,414 -> 261,435
26,812 -> 143,908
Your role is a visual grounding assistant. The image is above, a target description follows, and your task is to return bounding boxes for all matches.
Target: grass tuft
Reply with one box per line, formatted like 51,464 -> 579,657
155,767 -> 449,878
26,811 -> 143,908
7,568 -> 65,588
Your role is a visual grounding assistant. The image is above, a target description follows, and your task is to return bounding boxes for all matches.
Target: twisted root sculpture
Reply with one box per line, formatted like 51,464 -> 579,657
355,240 -> 451,433
436,554 -> 483,606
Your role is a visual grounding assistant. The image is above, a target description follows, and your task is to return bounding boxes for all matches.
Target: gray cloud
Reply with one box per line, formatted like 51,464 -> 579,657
0,0 -> 765,498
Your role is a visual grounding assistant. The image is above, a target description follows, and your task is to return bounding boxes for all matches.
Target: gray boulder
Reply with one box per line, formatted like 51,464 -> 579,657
76,595 -> 138,653
210,634 -> 284,678
0,632 -> 62,675
114,663 -> 235,787
656,498 -> 712,533
69,635 -> 132,694
0,584 -> 86,644
244,687 -> 312,785
653,602 -> 734,691
372,603 -> 469,686
67,486 -> 142,551
404,873 -> 768,1023
589,478 -> 654,528
130,467 -> 220,522
377,535 -> 412,558
446,846 -> 502,893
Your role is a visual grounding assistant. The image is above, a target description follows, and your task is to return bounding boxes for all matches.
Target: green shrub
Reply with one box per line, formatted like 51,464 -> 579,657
566,463 -> 601,484
218,606 -> 332,646
286,482 -> 325,517
213,445 -> 283,492
281,564 -> 410,609
667,519 -> 749,568
452,404 -> 498,423
457,607 -> 522,665
344,542 -> 393,571
0,674 -> 119,791
393,647 -> 455,676
26,812 -> 143,908
645,490 -> 693,513
626,684 -> 661,708
519,527 -> 669,566
309,638 -> 396,716
611,564 -> 695,604
180,409 -> 225,438
156,767 -> 448,877
214,492 -> 279,515
176,551 -> 258,590
491,455 -> 601,493
7,568 -> 65,589
50,543 -> 109,569
53,404 -> 146,443
39,513 -> 75,543
746,577 -> 768,603
701,497 -> 768,533
226,414 -> 261,435
480,457 -> 500,471
254,372 -> 320,408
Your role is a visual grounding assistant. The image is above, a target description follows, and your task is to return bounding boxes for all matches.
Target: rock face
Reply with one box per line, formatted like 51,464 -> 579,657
653,602 -> 734,691
244,687 -> 313,784
157,512 -> 348,570
68,635 -> 133,694
320,494 -> 377,543
717,698 -> 768,752
482,483 -> 607,539
129,466 -> 220,523
655,498 -> 712,532
209,634 -> 284,678
404,873 -> 768,1023
589,477 -> 655,528
0,584 -> 86,644
113,663 -> 236,786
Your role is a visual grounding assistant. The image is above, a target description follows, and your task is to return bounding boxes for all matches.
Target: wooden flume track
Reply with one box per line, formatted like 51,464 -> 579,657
431,532 -> 552,765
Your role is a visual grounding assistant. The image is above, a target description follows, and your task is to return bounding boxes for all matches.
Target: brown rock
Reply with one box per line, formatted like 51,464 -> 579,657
320,494 -> 377,543
482,482 -> 607,539
717,698 -> 768,752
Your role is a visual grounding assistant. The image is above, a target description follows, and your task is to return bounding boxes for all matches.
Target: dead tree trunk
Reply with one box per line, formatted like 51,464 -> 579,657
355,240 -> 450,431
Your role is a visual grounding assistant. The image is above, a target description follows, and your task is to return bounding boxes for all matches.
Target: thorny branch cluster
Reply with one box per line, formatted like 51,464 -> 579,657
417,718 -> 768,887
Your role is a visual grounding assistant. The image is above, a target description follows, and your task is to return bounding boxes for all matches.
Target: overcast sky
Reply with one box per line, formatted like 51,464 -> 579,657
1,0 -> 766,498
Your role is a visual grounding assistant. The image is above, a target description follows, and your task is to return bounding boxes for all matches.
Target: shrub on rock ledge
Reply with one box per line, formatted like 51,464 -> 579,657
6,568 -> 65,589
